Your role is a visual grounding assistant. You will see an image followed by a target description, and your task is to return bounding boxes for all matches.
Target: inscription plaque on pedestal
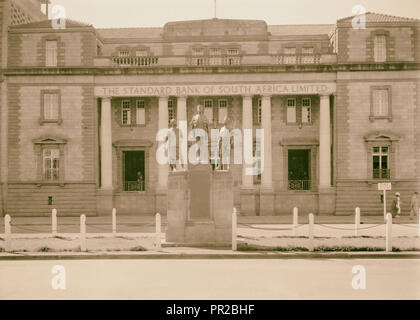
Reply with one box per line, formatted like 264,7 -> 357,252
188,164 -> 211,219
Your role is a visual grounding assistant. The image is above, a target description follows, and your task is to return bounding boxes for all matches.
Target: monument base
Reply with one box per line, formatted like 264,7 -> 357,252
167,165 -> 233,244
318,187 -> 336,215
260,189 -> 275,216
240,188 -> 256,216
96,189 -> 113,216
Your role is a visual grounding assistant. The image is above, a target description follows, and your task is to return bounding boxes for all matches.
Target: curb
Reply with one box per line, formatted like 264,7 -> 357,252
1,251 -> 420,260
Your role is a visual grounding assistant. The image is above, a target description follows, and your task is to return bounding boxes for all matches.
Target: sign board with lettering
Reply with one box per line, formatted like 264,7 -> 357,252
378,183 -> 392,191
94,83 -> 336,97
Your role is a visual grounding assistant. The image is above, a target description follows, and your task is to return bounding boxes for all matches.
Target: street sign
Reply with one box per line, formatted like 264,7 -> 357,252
378,183 -> 392,191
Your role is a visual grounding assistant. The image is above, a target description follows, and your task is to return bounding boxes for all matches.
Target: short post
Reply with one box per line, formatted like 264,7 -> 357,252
4,214 -> 11,252
355,207 -> 360,237
383,190 -> 387,221
52,209 -> 57,236
292,207 -> 298,237
155,213 -> 161,249
308,213 -> 314,252
80,214 -> 87,252
386,213 -> 392,252
112,208 -> 117,235
232,207 -> 237,251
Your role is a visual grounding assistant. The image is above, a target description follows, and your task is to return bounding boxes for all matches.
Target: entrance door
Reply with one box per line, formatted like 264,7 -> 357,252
123,151 -> 145,191
288,149 -> 311,190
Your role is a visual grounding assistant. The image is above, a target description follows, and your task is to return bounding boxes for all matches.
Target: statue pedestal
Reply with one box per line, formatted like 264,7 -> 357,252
167,165 -> 233,245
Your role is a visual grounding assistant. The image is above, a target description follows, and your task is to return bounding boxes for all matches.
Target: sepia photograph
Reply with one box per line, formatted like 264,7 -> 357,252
0,0 -> 419,309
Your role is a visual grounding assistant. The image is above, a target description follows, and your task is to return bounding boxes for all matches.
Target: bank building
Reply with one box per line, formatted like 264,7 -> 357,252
0,0 -> 419,217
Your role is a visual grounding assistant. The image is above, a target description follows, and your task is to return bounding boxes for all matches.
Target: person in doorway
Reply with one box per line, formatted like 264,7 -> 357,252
410,192 -> 419,220
391,192 -> 402,218
137,171 -> 144,191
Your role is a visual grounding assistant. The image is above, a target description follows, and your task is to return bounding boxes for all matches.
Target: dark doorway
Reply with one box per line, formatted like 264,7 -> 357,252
288,149 -> 311,190
123,151 -> 145,191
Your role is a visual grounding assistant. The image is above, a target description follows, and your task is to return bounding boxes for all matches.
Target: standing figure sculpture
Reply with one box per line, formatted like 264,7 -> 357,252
189,104 -> 209,163
217,116 -> 231,171
167,119 -> 178,172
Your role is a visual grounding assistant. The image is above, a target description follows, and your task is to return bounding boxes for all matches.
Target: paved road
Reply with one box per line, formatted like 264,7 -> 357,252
1,259 -> 419,299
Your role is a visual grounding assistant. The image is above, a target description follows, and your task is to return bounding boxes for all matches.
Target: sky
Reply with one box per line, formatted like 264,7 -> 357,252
48,0 -> 420,28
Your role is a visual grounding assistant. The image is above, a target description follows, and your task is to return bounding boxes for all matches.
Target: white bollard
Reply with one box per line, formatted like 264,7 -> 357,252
4,214 -> 11,252
292,207 -> 298,237
386,213 -> 392,252
355,207 -> 360,237
308,213 -> 314,252
155,213 -> 161,249
52,209 -> 57,236
80,214 -> 87,252
112,208 -> 117,235
232,208 -> 237,251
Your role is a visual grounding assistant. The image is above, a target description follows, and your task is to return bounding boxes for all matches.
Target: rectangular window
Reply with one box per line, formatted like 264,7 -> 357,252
123,151 -> 145,191
119,50 -> 130,57
227,48 -> 239,55
302,98 -> 312,123
283,47 -> 297,64
122,100 -> 131,125
373,146 -> 389,179
288,149 -> 311,190
168,100 -> 175,123
204,99 -> 213,124
43,149 -> 60,181
210,48 -> 222,56
192,48 -> 204,56
45,41 -> 57,67
218,100 -> 228,124
302,47 -> 314,55
43,93 -> 59,121
374,35 -> 386,62
136,100 -> 145,125
287,98 -> 296,123
257,98 -> 262,124
372,89 -> 389,117
301,48 -> 315,64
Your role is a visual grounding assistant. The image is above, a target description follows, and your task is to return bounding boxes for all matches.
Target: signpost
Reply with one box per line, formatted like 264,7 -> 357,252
378,182 -> 392,220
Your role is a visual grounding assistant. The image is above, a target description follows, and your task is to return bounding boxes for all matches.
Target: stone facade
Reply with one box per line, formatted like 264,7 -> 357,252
0,6 -> 419,216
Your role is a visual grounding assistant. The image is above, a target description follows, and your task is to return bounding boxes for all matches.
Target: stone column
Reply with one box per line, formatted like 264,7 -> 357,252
318,94 -> 335,214
319,94 -> 331,188
158,96 -> 169,190
156,96 -> 169,215
261,95 -> 273,190
240,95 -> 255,215
100,97 -> 113,190
97,97 -> 113,215
260,95 -> 274,215
242,95 -> 254,189
177,96 -> 188,170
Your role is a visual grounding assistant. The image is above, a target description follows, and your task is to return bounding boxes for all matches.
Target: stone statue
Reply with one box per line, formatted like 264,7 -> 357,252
167,119 -> 178,172
189,105 -> 209,163
217,116 -> 231,171
190,104 -> 209,133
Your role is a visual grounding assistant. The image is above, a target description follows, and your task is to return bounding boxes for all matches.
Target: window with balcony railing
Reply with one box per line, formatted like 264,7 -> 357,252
278,47 -> 320,65
187,47 -> 242,66
113,49 -> 158,67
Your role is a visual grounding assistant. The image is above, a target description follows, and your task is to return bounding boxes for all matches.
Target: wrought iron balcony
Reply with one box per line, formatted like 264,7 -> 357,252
373,169 -> 390,180
124,181 -> 145,191
288,180 -> 311,191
